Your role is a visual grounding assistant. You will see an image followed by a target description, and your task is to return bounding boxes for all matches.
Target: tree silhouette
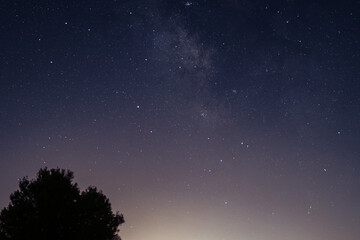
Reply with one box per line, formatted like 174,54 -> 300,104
0,168 -> 124,240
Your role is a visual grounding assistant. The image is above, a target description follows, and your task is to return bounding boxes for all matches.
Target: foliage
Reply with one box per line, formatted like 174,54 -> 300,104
0,168 -> 124,240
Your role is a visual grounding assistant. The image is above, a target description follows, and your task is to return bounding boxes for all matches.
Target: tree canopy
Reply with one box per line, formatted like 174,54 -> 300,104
0,168 -> 124,240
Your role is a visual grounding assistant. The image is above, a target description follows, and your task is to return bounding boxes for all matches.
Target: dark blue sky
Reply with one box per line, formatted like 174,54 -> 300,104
1,1 -> 360,239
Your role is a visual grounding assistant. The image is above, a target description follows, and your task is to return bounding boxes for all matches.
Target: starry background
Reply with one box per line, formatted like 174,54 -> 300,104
1,0 -> 360,239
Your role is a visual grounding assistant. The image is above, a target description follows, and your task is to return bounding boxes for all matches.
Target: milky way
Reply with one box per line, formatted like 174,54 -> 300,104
1,1 -> 360,239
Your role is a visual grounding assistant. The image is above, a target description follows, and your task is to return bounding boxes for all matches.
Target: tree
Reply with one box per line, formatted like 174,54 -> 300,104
0,168 -> 124,240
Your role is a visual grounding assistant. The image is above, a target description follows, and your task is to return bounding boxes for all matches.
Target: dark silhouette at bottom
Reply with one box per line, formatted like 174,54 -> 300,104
0,168 -> 124,240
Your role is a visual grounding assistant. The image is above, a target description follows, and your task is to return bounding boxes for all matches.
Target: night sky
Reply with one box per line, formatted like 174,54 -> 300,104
1,1 -> 360,239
